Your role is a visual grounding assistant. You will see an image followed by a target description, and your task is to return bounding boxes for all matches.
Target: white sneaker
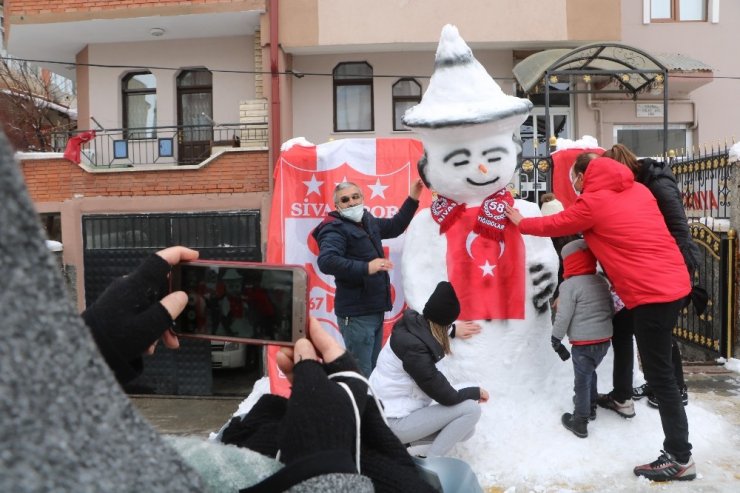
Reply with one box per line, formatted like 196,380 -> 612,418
596,393 -> 635,418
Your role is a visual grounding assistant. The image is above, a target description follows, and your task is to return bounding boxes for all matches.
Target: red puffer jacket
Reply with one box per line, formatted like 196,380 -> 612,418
518,157 -> 690,309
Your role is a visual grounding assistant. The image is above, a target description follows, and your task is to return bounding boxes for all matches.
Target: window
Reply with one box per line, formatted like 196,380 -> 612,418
392,78 -> 421,131
614,124 -> 692,157
40,212 -> 62,243
122,72 -> 156,139
651,0 -> 706,21
333,62 -> 373,132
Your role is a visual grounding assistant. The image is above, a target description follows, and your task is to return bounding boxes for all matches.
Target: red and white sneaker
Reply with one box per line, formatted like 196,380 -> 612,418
633,450 -> 696,482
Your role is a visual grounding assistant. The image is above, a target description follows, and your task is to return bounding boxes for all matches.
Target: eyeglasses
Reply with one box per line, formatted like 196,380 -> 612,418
339,193 -> 362,204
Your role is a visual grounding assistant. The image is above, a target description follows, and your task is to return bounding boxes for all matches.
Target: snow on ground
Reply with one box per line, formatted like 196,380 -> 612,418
450,347 -> 740,492
219,349 -> 740,492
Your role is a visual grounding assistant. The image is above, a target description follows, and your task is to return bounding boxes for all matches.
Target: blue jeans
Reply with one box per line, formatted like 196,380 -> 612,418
571,341 -> 610,419
337,312 -> 384,377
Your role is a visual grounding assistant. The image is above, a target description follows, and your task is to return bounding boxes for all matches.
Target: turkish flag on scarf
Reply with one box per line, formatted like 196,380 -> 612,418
445,207 -> 526,320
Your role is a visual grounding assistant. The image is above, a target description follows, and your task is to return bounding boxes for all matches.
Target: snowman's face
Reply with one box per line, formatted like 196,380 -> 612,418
423,132 -> 518,205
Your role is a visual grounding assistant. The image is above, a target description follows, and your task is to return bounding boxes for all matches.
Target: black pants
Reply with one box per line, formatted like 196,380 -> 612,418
632,299 -> 692,462
611,307 -> 686,403
611,308 -> 635,402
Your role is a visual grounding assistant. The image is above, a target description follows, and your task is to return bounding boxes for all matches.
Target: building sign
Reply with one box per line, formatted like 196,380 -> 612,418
636,103 -> 664,118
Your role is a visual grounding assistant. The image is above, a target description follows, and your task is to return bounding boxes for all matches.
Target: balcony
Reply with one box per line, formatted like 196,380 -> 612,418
53,122 -> 267,168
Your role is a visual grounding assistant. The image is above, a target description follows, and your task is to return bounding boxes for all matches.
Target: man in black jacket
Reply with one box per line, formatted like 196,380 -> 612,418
312,179 -> 423,376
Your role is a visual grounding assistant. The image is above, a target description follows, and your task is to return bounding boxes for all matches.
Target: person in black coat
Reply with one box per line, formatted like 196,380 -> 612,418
600,143 -> 702,411
84,247 -> 434,492
369,281 -> 487,457
312,179 -> 423,376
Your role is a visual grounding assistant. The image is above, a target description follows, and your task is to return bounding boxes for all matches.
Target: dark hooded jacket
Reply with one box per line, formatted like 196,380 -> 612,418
311,197 -> 418,317
369,310 -> 480,418
637,158 -> 701,275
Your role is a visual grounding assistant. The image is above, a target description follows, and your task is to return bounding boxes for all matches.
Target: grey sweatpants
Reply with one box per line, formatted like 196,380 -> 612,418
387,400 -> 481,457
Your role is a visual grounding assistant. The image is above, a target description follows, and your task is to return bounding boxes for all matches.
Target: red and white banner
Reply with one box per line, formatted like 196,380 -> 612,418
265,138 -> 428,396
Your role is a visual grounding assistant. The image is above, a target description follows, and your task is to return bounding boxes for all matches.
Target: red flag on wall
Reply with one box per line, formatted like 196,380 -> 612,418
63,130 -> 96,164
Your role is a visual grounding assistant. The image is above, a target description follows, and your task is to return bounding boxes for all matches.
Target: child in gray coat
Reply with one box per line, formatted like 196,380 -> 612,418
550,239 -> 614,438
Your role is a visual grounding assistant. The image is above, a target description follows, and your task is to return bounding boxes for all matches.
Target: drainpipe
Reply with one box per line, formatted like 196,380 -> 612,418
586,83 -> 603,145
269,0 -> 280,193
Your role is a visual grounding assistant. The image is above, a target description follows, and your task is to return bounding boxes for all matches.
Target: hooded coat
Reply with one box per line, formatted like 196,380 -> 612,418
369,309 -> 480,418
551,245 -> 613,343
517,157 -> 691,309
636,158 -> 701,274
311,197 -> 418,317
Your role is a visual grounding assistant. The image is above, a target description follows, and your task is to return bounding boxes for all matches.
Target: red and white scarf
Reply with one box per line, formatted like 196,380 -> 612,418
431,189 -> 514,241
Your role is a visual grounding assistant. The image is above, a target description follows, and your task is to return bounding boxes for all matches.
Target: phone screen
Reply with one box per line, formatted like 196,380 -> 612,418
174,263 -> 298,344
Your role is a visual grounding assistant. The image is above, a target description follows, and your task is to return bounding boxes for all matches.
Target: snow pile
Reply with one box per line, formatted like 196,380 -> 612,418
722,357 -> 740,374
555,135 -> 600,151
281,136 -> 314,152
697,216 -> 731,232
728,141 -> 740,163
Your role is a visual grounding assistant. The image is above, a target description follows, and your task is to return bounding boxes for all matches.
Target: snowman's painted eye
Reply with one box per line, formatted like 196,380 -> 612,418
443,149 -> 471,167
482,146 -> 509,166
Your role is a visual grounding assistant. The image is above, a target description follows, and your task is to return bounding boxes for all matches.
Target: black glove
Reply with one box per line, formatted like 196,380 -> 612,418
221,394 -> 287,456
82,254 -> 173,384
551,336 -> 571,361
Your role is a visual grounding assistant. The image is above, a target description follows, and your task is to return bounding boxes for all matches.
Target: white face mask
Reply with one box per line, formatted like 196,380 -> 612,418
338,203 -> 365,222
570,171 -> 582,196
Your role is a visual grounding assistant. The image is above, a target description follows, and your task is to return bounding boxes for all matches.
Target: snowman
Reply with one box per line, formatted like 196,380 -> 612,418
401,25 -> 563,471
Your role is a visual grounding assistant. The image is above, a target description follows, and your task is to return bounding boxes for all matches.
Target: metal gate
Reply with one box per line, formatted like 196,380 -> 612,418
675,223 -> 736,359
82,210 -> 261,395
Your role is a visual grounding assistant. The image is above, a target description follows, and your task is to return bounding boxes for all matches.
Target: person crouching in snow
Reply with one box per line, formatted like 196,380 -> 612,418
369,281 -> 487,457
550,239 -> 614,438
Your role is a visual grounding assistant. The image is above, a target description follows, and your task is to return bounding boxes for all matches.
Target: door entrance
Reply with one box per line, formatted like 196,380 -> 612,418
177,69 -> 213,165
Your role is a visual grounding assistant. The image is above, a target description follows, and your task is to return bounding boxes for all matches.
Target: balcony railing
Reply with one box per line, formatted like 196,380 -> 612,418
52,122 -> 268,167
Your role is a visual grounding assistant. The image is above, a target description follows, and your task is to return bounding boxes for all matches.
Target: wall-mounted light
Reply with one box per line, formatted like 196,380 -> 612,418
149,27 -> 166,37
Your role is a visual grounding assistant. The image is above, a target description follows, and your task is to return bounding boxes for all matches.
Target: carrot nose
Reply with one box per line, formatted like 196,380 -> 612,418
478,164 -> 488,174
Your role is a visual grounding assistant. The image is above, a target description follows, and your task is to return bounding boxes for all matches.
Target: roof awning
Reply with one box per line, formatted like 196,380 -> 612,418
513,43 -> 712,96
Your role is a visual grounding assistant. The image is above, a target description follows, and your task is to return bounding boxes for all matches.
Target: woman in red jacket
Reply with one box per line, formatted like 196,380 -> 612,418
505,155 -> 695,483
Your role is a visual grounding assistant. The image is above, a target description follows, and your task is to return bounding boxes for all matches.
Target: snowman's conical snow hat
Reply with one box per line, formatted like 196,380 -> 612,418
403,24 -> 532,135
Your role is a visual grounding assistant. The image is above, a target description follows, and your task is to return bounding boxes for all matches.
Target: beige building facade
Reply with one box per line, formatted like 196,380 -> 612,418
2,0 -> 737,307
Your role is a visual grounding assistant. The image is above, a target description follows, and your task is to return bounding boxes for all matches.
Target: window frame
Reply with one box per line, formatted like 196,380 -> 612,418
612,123 -> 693,158
122,71 -> 157,140
392,78 -> 422,132
650,0 -> 707,22
333,62 -> 374,133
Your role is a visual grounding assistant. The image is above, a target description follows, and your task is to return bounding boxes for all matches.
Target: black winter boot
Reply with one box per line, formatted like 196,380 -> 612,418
561,412 -> 588,438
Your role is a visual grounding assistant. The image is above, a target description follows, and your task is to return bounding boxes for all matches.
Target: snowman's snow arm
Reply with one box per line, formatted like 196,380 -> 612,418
513,199 -> 559,314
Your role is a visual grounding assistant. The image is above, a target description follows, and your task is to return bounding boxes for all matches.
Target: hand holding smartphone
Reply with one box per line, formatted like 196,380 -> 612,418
170,260 -> 308,346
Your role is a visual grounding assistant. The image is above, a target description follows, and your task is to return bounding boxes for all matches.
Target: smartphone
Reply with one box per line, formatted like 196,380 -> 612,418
171,260 -> 308,346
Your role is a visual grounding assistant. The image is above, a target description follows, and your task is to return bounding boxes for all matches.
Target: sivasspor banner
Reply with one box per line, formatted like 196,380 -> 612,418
265,138 -> 427,395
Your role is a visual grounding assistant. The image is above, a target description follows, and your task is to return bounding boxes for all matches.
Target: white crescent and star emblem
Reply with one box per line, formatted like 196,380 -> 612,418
465,231 -> 503,277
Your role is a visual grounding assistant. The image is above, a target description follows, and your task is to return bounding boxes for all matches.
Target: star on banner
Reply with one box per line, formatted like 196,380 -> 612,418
479,260 -> 496,277
368,178 -> 389,199
303,174 -> 323,196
